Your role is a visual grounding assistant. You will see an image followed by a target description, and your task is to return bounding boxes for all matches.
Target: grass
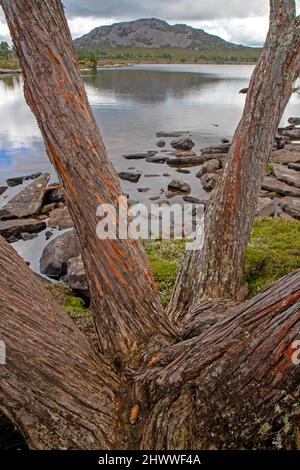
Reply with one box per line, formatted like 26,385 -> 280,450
76,46 -> 262,67
48,219 -> 300,314
0,57 -> 20,70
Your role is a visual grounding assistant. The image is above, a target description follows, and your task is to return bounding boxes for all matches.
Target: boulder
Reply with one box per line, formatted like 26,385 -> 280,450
196,165 -> 207,179
273,164 -> 300,188
279,197 -> 300,220
6,172 -> 42,187
288,117 -> 300,125
171,135 -> 195,151
21,232 -> 39,241
41,202 -> 57,215
156,140 -> 166,148
0,173 -> 50,220
168,179 -> 191,194
67,255 -> 89,298
40,230 -> 80,279
256,198 -> 275,218
200,173 -> 220,192
118,171 -> 141,183
0,218 -> 46,240
48,207 -> 73,230
0,186 -> 7,196
203,158 -> 221,173
262,176 -> 300,197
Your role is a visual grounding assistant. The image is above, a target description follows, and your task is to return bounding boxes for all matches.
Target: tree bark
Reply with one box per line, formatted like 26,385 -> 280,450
0,0 -> 175,360
0,237 -> 122,449
168,0 -> 300,320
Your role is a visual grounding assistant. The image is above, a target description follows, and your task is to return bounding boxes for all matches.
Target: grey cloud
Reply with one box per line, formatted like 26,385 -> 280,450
62,0 -> 269,21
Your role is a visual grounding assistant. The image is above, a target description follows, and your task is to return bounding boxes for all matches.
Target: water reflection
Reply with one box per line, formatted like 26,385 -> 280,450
0,64 -> 299,203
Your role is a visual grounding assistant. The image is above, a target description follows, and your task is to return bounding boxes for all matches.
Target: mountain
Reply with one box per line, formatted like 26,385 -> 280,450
74,18 -> 242,51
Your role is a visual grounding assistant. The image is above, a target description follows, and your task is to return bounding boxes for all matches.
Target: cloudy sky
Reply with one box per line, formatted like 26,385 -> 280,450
0,1 -> 299,47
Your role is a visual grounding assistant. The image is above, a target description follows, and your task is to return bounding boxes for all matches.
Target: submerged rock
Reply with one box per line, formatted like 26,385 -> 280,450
0,173 -> 50,220
156,131 -> 189,138
40,230 -> 80,279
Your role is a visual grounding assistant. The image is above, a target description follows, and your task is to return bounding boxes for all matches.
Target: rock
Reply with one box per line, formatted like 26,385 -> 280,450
156,140 -> 166,148
144,174 -> 161,177
123,151 -> 157,160
201,143 -> 230,155
166,155 -> 205,166
21,232 -> 39,241
171,135 -> 195,151
145,155 -> 167,163
262,176 -> 300,197
0,173 -> 50,220
221,138 -> 230,144
182,196 -> 202,204
176,168 -> 190,174
48,207 -> 73,230
149,195 -> 161,201
239,87 -> 249,94
41,202 -> 57,215
279,211 -> 294,220
168,179 -> 191,194
137,188 -> 150,193
6,172 -> 42,187
44,185 -> 65,204
196,165 -> 207,179
203,158 -> 221,173
279,196 -> 300,220
0,218 -> 46,240
7,235 -> 19,244
273,164 -> 300,188
156,131 -> 189,138
282,128 -> 300,140
288,117 -> 300,125
271,145 -> 300,165
118,171 -> 141,183
0,186 -> 8,196
256,198 -> 275,218
45,231 -> 53,240
40,230 -> 80,279
288,162 -> 300,171
67,255 -> 89,298
200,173 -> 220,192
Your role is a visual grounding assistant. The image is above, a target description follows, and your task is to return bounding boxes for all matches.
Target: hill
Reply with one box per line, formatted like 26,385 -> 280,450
74,18 -> 244,51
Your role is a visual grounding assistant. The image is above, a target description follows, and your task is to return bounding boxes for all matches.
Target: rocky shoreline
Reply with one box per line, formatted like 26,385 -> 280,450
0,117 -> 299,300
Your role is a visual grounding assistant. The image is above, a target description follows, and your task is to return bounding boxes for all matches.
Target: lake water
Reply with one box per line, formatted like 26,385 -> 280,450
0,64 -> 299,204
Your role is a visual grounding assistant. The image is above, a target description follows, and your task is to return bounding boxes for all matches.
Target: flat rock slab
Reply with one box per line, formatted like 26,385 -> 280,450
6,172 -> 42,187
279,196 -> 300,220
40,230 -> 80,279
0,218 -> 46,240
271,147 -> 300,165
262,176 -> 300,197
273,164 -> 300,188
123,151 -> 157,160
0,173 -> 50,220
256,198 -> 275,218
201,143 -> 230,155
167,155 -> 205,166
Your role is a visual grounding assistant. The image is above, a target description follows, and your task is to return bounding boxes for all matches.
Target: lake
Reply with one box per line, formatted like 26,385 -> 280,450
0,64 -> 299,204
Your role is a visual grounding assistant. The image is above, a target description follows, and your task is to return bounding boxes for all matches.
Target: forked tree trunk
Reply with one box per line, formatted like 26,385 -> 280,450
168,0 -> 300,321
0,0 -> 175,360
0,0 -> 299,451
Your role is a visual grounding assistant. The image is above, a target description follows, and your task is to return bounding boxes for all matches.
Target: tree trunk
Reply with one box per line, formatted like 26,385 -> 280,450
168,0 -> 300,320
0,0 -> 175,360
0,237 -> 121,449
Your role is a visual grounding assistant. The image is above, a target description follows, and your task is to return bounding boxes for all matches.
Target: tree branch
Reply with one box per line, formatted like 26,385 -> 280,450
0,0 -> 176,359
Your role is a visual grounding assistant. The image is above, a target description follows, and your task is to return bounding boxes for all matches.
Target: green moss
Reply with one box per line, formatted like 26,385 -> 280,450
245,218 -> 300,297
144,219 -> 300,305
